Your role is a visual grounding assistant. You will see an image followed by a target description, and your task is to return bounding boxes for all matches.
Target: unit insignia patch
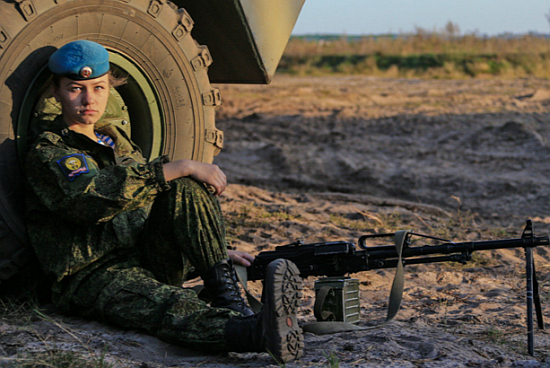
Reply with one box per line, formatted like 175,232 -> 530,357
57,153 -> 90,181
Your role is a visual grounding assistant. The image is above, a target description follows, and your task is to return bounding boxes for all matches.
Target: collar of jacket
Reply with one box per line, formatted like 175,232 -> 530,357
48,116 -> 138,154
42,116 -> 144,167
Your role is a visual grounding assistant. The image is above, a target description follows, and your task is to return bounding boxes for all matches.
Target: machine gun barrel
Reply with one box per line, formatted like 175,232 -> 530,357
359,234 -> 549,269
247,225 -> 549,281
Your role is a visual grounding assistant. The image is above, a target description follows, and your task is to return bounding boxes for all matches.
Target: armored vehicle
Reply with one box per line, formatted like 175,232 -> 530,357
0,0 -> 305,294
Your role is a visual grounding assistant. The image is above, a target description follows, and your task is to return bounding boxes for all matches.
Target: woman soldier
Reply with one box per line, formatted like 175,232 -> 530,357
24,40 -> 303,362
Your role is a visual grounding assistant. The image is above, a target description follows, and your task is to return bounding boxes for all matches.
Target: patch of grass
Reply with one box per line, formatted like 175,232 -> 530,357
0,304 -> 115,368
485,326 -> 507,345
376,212 -> 404,232
428,197 -> 478,240
0,298 -> 40,325
324,350 -> 340,368
328,209 -> 404,234
224,204 -> 270,237
235,204 -> 267,226
469,252 -> 495,267
7,350 -> 114,368
329,214 -> 370,230
30,311 -> 115,368
226,204 -> 299,229
269,206 -> 299,222
224,203 -> 302,243
487,227 -> 515,239
267,350 -> 286,367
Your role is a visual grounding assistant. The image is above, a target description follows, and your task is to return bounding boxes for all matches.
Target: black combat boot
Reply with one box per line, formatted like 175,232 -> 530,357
224,258 -> 304,363
201,258 -> 254,316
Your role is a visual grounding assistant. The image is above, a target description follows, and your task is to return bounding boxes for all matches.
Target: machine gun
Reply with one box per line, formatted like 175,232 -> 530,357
246,220 -> 549,355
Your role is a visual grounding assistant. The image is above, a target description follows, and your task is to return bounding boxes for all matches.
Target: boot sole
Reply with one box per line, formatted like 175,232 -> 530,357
265,258 -> 304,362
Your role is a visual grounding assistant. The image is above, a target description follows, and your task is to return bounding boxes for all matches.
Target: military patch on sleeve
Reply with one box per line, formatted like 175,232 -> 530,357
56,153 -> 90,181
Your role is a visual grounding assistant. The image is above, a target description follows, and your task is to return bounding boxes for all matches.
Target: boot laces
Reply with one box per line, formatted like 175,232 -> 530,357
224,267 -> 248,308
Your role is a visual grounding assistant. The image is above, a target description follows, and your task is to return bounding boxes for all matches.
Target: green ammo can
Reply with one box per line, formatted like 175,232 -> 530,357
314,277 -> 361,324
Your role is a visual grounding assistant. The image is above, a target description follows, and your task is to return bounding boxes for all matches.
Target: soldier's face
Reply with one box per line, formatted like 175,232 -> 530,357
52,74 -> 110,129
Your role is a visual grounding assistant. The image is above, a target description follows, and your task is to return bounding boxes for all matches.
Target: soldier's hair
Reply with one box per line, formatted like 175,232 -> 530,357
51,70 -> 127,89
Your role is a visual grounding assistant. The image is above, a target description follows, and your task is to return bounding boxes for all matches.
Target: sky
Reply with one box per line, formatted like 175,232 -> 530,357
292,0 -> 550,36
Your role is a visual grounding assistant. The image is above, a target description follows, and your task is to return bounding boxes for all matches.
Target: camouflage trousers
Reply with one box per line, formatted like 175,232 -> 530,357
53,177 -> 241,351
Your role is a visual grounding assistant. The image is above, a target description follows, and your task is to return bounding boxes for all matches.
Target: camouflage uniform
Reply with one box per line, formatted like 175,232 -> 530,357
25,117 -> 240,350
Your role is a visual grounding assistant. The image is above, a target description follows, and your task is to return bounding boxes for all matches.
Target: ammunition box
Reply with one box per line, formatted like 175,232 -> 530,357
314,277 -> 360,324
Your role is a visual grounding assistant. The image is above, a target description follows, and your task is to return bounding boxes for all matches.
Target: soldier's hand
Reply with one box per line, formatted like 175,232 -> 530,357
228,250 -> 255,267
163,159 -> 227,196
186,161 -> 227,196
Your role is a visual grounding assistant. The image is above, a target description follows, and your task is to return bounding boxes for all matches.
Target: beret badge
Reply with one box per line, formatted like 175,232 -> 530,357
80,66 -> 93,79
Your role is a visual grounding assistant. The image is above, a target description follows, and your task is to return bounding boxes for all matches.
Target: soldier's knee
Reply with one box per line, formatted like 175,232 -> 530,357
170,177 -> 206,192
170,177 -> 215,201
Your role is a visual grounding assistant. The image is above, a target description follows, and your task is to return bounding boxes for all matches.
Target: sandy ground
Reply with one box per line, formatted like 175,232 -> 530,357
2,76 -> 550,367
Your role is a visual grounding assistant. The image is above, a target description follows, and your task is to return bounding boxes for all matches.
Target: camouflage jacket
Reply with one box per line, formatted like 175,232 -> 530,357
25,117 -> 171,281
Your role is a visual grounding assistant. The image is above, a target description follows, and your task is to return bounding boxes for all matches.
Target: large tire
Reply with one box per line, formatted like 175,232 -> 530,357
0,0 -> 223,295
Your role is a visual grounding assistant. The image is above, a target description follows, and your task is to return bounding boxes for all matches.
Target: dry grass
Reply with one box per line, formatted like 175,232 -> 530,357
281,28 -> 550,78
0,303 -> 115,368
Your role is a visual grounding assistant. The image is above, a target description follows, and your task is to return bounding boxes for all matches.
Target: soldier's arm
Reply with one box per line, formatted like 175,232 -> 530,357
26,138 -> 170,225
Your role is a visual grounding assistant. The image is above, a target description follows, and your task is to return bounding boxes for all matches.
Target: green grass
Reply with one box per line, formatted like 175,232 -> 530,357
280,32 -> 550,79
324,350 -> 340,368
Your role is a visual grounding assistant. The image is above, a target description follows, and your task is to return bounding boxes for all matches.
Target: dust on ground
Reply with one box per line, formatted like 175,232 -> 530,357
2,76 -> 550,368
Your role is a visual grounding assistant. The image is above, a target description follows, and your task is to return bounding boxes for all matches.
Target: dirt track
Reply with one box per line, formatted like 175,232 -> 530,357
216,76 -> 550,225
2,76 -> 550,367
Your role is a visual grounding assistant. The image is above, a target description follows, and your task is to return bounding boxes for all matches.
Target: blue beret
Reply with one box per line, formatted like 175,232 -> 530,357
49,40 -> 110,80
